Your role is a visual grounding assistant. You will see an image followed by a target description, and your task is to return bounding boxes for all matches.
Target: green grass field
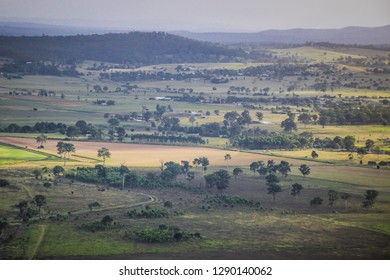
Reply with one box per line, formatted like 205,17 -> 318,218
1,45 -> 390,259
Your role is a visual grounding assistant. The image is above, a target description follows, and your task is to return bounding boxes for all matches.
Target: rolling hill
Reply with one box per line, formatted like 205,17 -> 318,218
0,32 -> 245,65
172,25 -> 390,45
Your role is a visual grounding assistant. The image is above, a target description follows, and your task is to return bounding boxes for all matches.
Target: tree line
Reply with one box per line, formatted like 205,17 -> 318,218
130,134 -> 205,145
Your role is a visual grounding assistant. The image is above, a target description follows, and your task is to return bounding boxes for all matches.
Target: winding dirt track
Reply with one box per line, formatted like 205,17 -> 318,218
29,192 -> 159,259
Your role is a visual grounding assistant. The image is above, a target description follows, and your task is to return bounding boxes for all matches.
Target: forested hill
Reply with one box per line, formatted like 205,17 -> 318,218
0,32 -> 245,65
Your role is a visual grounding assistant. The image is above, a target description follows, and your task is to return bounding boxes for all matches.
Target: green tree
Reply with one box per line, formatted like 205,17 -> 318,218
343,136 -> 356,151
34,194 -> 46,218
35,134 -> 47,147
356,147 -> 368,164
232,167 -> 243,180
224,154 -> 231,169
119,165 -> 130,189
281,114 -> 297,133
362,190 -> 379,209
52,165 -> 65,176
328,190 -> 338,208
340,193 -> 351,210
249,161 -> 260,176
204,170 -> 231,190
164,161 -> 182,182
32,169 -> 42,179
66,126 -> 79,139
277,160 -> 291,177
311,150 -> 319,159
310,196 -> 323,207
88,202 -> 101,211
365,139 -> 375,151
319,115 -> 328,128
299,164 -> 311,177
101,215 -> 113,226
16,200 -> 29,215
143,111 -> 153,122
291,183 -> 304,199
267,183 -> 282,201
0,218 -> 9,238
298,113 -> 312,127
97,147 -> 111,166
200,157 -> 209,175
255,112 -> 264,121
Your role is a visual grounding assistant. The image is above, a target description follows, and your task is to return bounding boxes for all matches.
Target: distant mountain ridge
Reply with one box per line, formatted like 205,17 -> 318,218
0,32 -> 245,65
172,25 -> 390,45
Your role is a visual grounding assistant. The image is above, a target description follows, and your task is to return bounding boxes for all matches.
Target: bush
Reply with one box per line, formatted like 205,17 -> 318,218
164,201 -> 173,208
43,182 -> 52,188
125,225 -> 201,243
0,179 -> 10,187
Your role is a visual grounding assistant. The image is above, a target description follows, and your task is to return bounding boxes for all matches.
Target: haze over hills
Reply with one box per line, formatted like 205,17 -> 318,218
0,22 -> 389,45
173,25 -> 390,45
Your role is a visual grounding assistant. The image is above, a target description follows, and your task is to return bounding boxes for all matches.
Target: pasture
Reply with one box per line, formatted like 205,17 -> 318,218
0,44 -> 390,260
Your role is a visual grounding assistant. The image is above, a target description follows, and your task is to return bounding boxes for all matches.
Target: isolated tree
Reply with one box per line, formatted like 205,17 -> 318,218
291,183 -> 304,199
232,167 -> 243,180
356,147 -> 368,165
319,115 -> 328,128
311,150 -> 319,159
365,139 -> 375,151
34,194 -> 46,219
310,196 -> 323,207
200,157 -> 209,175
224,154 -> 231,169
328,190 -> 338,208
64,143 -> 76,160
56,141 -> 66,163
255,112 -> 264,121
267,183 -> 282,201
249,161 -> 260,176
35,134 -> 47,147
299,164 -> 311,177
340,193 -> 351,210
88,202 -> 101,211
97,147 -> 111,166
362,190 -> 379,209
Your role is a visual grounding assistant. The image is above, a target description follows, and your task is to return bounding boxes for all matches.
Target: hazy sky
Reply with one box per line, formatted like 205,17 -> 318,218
0,0 -> 389,32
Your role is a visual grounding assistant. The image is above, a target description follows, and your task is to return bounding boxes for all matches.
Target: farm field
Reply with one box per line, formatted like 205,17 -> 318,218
0,42 -> 390,260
